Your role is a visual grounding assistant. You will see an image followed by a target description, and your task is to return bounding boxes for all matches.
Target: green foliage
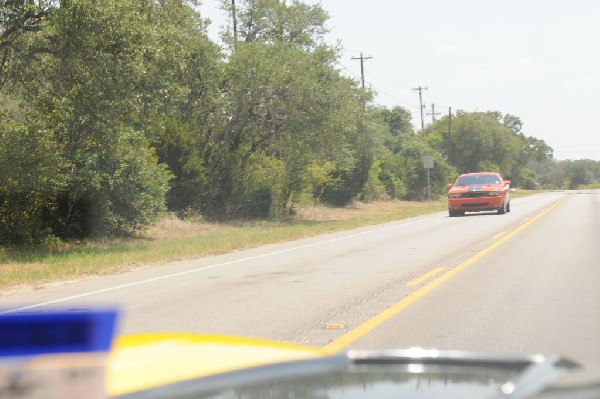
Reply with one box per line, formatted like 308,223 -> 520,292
0,117 -> 66,243
201,6 -> 372,217
0,0 -> 57,89
363,106 -> 454,201
103,128 -> 171,232
227,152 -> 285,218
396,137 -> 454,200
533,159 -> 600,189
514,168 -> 538,189
0,0 -> 179,242
561,159 -> 600,189
44,127 -> 171,239
302,160 -> 337,202
373,106 -> 414,153
319,114 -> 375,206
421,110 -> 553,187
220,0 -> 329,49
319,154 -> 372,206
372,150 -> 407,200
153,118 -> 206,214
360,160 -> 389,202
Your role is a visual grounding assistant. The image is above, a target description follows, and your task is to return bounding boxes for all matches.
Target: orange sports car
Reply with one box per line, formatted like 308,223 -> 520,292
447,172 -> 511,217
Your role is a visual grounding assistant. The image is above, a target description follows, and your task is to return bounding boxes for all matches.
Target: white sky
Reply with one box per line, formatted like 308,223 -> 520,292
198,0 -> 600,161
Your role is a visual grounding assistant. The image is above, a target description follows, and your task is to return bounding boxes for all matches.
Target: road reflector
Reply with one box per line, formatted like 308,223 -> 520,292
326,323 -> 345,330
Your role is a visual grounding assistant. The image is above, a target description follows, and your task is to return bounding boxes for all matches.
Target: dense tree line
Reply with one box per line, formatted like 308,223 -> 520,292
533,159 -> 600,189
0,0 -> 598,244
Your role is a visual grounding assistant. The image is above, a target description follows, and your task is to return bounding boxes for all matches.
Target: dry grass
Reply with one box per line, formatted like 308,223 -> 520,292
144,214 -> 228,239
296,200 -> 433,221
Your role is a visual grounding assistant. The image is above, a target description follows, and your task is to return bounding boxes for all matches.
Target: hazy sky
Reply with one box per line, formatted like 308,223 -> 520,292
199,0 -> 600,161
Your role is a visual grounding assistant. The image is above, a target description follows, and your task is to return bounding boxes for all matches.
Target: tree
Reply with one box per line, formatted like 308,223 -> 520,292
196,0 -> 376,217
137,1 -> 223,215
563,160 -> 600,189
0,117 -> 66,243
2,0 -> 176,240
421,110 -> 554,187
373,106 -> 413,153
198,40 -> 373,215
152,118 -> 206,215
396,136 -> 454,200
0,0 -> 58,89
363,105 -> 454,200
220,0 -> 329,49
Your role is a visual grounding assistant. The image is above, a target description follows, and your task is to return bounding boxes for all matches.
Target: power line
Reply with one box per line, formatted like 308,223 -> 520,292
342,58 -> 427,112
339,64 -> 363,80
368,61 -> 413,90
341,63 -> 422,110
374,87 -> 421,109
340,66 -> 420,107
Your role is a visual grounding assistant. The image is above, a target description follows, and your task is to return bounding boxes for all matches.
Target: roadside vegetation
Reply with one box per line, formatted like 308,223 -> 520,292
1,0 -> 599,287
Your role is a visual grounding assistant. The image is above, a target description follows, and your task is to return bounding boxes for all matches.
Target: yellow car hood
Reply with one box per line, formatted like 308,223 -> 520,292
106,333 -> 325,397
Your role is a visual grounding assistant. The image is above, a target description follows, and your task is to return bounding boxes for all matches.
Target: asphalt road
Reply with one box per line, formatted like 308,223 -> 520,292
1,190 -> 598,368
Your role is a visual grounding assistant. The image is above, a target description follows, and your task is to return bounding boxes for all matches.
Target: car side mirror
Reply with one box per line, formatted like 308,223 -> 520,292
447,183 -> 453,189
504,180 -> 511,186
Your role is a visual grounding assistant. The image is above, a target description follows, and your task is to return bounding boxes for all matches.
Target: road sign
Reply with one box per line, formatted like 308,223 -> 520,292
422,156 -> 435,200
422,156 -> 434,169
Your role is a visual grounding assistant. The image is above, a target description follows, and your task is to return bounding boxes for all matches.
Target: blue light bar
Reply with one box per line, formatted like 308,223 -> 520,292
0,309 -> 118,357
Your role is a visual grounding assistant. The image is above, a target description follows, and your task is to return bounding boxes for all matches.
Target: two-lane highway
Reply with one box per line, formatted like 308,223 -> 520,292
343,189 -> 600,369
1,190 -> 598,368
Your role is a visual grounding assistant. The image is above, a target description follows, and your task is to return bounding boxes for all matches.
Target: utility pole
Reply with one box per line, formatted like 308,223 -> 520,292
447,107 -> 453,163
412,86 -> 428,129
231,0 -> 238,42
351,52 -> 373,89
426,103 -> 440,123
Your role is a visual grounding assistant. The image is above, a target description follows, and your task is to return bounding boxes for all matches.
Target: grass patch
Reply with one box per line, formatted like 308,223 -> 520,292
577,183 -> 600,190
0,191 -> 547,293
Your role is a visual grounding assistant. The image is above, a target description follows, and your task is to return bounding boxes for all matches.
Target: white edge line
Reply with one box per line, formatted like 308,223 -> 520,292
1,214 -> 445,313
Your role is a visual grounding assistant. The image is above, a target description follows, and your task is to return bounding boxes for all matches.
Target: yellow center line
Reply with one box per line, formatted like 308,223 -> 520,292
322,195 -> 571,354
493,231 -> 507,239
406,267 -> 445,287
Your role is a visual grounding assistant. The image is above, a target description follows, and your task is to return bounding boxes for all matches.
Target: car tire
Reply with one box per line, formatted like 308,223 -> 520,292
449,210 -> 456,217
507,201 -> 511,212
497,200 -> 507,215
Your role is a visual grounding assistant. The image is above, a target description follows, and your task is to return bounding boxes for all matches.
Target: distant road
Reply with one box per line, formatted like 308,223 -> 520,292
1,190 -> 598,368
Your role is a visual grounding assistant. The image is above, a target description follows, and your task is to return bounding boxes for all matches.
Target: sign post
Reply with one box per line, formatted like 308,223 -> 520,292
422,156 -> 435,200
